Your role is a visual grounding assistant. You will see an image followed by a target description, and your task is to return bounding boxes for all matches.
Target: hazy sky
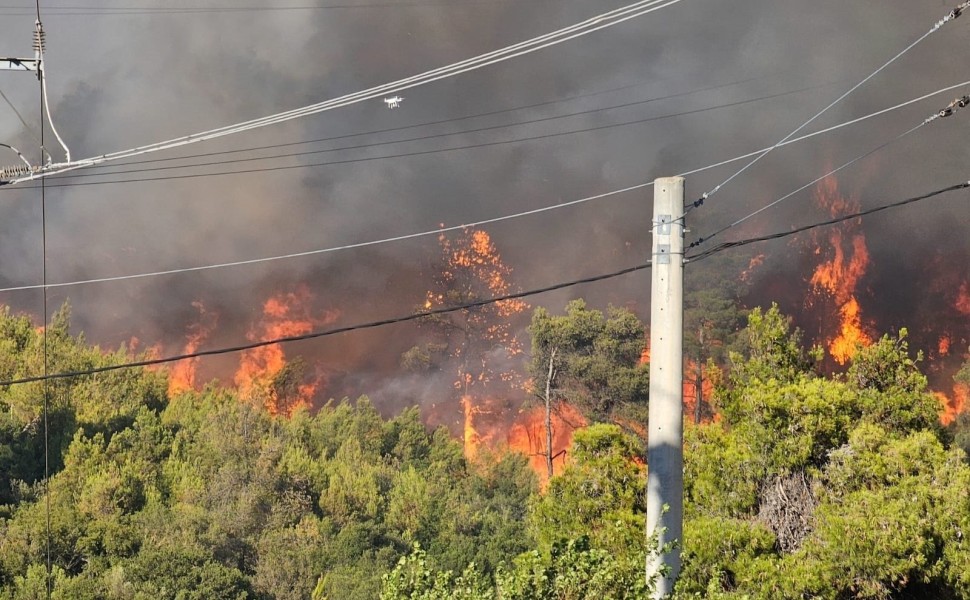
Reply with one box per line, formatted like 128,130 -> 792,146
0,0 -> 967,406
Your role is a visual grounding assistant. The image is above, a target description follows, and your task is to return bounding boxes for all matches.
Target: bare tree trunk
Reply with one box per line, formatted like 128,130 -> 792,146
694,360 -> 703,424
544,348 -> 557,479
694,328 -> 704,424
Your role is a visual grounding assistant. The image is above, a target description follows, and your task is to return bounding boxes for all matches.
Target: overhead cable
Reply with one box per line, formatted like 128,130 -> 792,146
0,0 -> 547,16
0,182 -> 652,292
688,2 -> 969,209
5,79 -> 967,191
44,83 -> 824,181
1,87 -> 43,145
80,74 -> 765,172
687,179 -> 970,263
3,0 -> 687,185
1,81 -> 967,293
0,261 -> 653,385
688,93 -> 969,248
1,178 -> 965,387
34,19 -> 71,163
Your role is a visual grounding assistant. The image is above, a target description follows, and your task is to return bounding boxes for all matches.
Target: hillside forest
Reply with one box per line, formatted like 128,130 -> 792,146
1,298 -> 969,599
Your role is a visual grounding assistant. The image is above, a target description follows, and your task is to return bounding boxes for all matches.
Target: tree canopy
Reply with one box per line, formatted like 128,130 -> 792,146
1,302 -> 969,599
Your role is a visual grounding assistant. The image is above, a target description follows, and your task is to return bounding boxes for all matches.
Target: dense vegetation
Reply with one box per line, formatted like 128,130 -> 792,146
1,303 -> 969,598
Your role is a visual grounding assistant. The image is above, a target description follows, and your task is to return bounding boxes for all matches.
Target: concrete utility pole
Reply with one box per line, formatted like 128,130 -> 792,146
646,176 -> 684,597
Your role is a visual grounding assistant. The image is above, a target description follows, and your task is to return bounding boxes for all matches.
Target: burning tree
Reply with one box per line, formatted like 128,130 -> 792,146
404,228 -> 529,459
528,299 -> 649,477
805,175 -> 873,365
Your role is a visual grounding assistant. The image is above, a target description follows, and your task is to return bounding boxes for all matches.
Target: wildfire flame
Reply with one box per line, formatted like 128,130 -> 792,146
938,335 -> 952,357
506,402 -> 586,483
423,228 -> 534,464
741,253 -> 765,284
234,286 -> 337,416
956,281 -> 970,316
939,384 -> 968,426
168,301 -> 218,397
808,176 -> 872,364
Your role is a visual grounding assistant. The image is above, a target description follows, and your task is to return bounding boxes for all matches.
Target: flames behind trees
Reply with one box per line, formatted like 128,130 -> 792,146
748,173 -> 970,424
806,176 -> 872,366
168,286 -> 338,417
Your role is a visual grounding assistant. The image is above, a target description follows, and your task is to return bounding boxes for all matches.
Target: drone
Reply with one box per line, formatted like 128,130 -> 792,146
383,96 -> 404,109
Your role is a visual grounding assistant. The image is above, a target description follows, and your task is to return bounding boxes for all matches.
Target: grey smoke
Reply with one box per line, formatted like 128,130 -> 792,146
0,0 -> 967,408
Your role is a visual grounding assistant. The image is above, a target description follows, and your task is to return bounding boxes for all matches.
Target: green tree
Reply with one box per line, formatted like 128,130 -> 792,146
683,256 -> 746,423
677,306 -> 970,599
949,352 -> 970,459
528,299 -> 648,476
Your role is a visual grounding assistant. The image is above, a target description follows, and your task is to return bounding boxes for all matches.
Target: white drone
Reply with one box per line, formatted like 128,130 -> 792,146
383,96 -> 404,109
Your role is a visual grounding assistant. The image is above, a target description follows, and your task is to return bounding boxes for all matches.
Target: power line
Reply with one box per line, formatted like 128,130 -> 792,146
61,74 -> 776,177
689,2 -> 969,208
88,75 -> 766,171
0,182 -> 652,293
1,177 -> 965,387
688,121 -> 927,249
3,0 -> 688,184
686,179 -> 970,263
1,80 -> 966,294
7,78 -> 965,191
0,261 -> 653,385
689,90 -> 969,248
0,0 -> 547,16
42,83 -> 824,181
0,86 -> 42,144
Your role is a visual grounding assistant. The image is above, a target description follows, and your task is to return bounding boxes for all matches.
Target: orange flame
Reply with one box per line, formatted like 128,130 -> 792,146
640,346 -> 650,365
683,359 -> 715,423
956,281 -> 970,316
506,402 -> 586,484
426,228 -> 538,472
168,301 -> 218,397
808,176 -> 872,364
234,286 -> 337,416
938,335 -> 951,357
939,383 -> 969,426
461,395 -> 491,462
740,253 -> 765,283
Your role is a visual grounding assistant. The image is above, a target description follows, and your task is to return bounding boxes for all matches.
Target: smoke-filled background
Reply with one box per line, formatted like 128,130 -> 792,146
0,0 -> 967,425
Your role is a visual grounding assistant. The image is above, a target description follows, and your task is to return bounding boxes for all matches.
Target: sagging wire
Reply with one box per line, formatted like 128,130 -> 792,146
0,177 -> 965,388
685,2 -> 970,211
686,179 -> 970,263
0,87 -> 48,161
0,0 -> 687,185
686,94 -> 970,250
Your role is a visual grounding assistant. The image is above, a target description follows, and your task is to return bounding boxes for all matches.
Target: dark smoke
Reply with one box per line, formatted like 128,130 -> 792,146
0,0 -> 967,413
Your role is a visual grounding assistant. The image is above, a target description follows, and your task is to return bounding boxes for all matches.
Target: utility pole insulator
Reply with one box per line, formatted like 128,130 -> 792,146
646,176 -> 684,598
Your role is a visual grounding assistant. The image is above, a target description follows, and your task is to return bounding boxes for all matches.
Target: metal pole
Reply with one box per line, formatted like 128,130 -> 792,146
646,176 -> 684,597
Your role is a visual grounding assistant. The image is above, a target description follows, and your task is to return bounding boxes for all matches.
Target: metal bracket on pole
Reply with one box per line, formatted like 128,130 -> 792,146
1,58 -> 40,72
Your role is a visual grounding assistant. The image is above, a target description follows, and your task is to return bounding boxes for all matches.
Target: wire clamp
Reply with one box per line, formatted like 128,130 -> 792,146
936,95 -> 970,118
